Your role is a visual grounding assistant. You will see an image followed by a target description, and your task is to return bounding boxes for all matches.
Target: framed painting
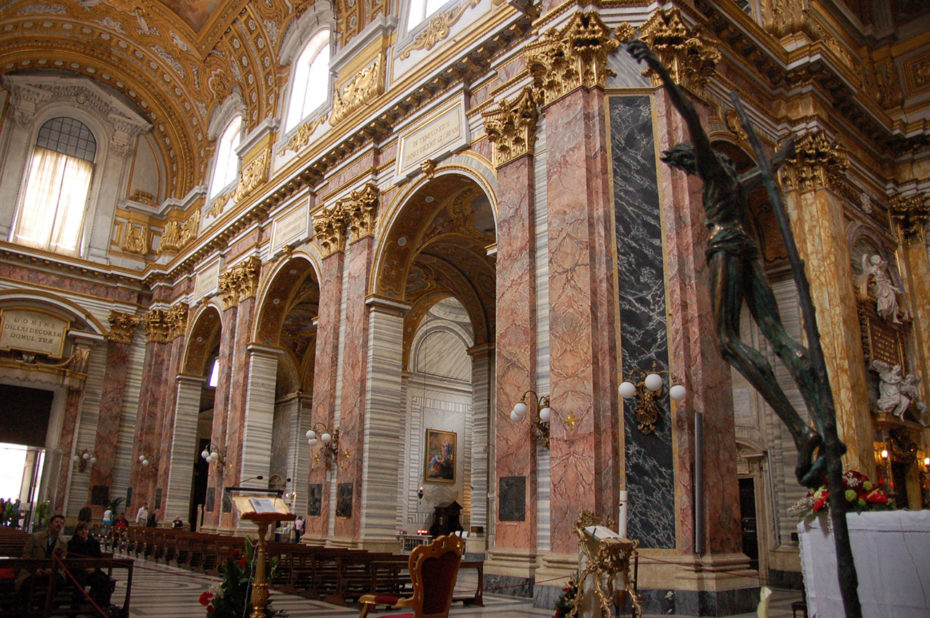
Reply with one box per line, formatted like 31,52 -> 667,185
424,428 -> 456,483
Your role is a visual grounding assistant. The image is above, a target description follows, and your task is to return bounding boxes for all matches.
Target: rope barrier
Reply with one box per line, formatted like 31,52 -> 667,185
52,551 -> 108,617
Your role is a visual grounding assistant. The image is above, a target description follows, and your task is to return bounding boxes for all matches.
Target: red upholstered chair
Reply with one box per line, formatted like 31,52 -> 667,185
358,534 -> 464,618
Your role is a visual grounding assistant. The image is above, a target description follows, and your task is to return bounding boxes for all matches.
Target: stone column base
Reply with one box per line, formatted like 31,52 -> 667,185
356,536 -> 402,553
484,546 -> 537,598
532,551 -> 578,610
637,551 -> 759,615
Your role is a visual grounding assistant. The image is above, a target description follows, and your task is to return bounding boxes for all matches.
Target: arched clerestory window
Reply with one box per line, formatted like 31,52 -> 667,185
13,117 -> 96,255
285,29 -> 331,132
208,116 -> 242,199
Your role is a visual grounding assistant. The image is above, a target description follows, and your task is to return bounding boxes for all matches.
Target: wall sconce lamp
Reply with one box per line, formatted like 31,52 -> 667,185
200,444 -> 228,471
137,453 -> 154,469
73,449 -> 97,473
619,365 -> 685,434
306,423 -> 349,469
510,390 -> 551,448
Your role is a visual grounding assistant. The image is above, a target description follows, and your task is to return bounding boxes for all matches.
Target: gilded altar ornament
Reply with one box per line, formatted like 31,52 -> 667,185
571,511 -> 642,618
482,86 -> 538,167
890,193 -> 930,246
399,0 -> 481,60
524,11 -> 618,107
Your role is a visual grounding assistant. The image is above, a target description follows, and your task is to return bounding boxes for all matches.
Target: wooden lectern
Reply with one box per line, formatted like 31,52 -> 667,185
232,496 -> 296,618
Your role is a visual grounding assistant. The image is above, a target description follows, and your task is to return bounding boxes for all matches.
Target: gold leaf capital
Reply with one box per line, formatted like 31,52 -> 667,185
781,131 -> 848,193
482,86 -> 539,167
890,193 -> 930,247
107,311 -> 140,344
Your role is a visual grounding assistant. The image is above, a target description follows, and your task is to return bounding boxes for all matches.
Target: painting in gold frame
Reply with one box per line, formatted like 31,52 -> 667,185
424,428 -> 456,483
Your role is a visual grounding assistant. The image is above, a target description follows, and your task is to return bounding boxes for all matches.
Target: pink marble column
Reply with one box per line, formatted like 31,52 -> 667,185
220,293 -> 258,529
494,153 -> 538,549
544,86 -> 619,553
335,234 -> 373,540
307,251 -> 345,539
155,334 -> 186,520
203,304 -> 238,529
89,337 -> 133,515
54,389 -> 84,512
129,337 -> 170,512
652,88 -> 741,554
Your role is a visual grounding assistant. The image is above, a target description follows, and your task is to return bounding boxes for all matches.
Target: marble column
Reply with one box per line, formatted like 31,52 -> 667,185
359,300 -> 407,549
155,318 -> 187,520
468,345 -> 493,539
482,85 -> 539,589
781,132 -> 872,471
163,374 -> 203,525
88,313 -> 138,516
306,226 -> 346,542
54,388 -> 85,512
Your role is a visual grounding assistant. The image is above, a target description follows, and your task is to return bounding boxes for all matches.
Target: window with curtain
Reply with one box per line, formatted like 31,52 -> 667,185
13,117 -> 96,255
209,116 -> 242,198
407,0 -> 449,29
285,29 -> 331,132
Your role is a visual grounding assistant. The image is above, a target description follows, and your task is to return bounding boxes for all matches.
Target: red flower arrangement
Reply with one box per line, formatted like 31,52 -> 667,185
197,541 -> 286,617
792,470 -> 893,518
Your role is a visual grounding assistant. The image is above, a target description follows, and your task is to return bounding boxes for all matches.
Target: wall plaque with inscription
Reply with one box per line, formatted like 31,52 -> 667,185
0,308 -> 69,358
396,101 -> 468,177
499,476 -> 526,521
194,260 -> 220,300
272,202 -> 310,253
859,304 -> 905,368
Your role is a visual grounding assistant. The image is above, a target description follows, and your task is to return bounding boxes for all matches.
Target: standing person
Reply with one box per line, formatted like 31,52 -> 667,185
11,499 -> 21,528
67,522 -> 113,608
102,506 -> 113,527
135,503 -> 148,526
15,514 -> 67,600
172,515 -> 184,529
294,515 -> 304,543
77,503 -> 92,525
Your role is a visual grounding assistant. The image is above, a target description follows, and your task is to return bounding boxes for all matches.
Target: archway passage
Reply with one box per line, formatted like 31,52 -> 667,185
0,385 -> 53,447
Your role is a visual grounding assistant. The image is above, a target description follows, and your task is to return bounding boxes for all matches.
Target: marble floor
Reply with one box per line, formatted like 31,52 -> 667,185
112,557 -> 803,617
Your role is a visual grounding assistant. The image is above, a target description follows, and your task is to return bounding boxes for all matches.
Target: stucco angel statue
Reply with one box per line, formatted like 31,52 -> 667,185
871,360 -> 910,418
861,254 -> 902,323
901,372 -> 928,425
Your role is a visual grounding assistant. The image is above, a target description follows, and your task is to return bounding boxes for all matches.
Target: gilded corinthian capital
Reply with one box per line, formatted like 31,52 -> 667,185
165,303 -> 189,340
890,193 -> 930,247
525,11 -> 618,107
482,86 -> 538,168
342,183 -> 380,242
313,205 -> 350,257
144,309 -> 170,343
107,311 -> 140,344
218,257 -> 262,308
781,131 -> 848,193
618,9 -> 720,96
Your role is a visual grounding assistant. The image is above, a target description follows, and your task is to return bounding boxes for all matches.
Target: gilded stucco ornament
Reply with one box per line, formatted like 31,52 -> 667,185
160,210 -> 201,254
343,183 -> 380,242
122,223 -> 148,255
763,0 -> 809,38
107,311 -> 140,344
217,257 -> 262,308
399,0 -> 481,60
330,56 -> 384,125
618,8 -> 720,96
284,114 -> 329,154
525,11 -> 618,107
165,303 -> 189,340
482,86 -> 538,167
890,193 -> 930,247
313,206 -> 350,257
780,131 -> 848,193
218,271 -> 239,309
144,309 -> 170,343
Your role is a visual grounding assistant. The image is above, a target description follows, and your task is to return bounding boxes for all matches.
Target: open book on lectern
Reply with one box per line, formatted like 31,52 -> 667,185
231,495 -> 291,517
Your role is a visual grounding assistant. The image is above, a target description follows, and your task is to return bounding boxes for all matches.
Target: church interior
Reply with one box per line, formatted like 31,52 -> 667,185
0,0 -> 928,614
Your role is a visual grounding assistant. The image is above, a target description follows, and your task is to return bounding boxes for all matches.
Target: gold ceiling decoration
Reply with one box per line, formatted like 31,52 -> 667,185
399,0 -> 482,60
482,86 -> 538,168
524,11 -> 618,107
620,8 -> 720,96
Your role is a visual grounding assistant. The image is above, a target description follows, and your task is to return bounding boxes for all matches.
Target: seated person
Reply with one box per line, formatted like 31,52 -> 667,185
15,514 -> 67,606
67,522 -> 113,608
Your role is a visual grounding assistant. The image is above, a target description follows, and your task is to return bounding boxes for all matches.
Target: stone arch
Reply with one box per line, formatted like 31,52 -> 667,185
182,303 -> 224,377
0,289 -> 108,335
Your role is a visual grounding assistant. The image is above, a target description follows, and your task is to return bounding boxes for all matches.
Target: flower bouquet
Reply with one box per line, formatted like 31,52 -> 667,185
790,469 -> 893,520
553,577 -> 579,618
198,537 -> 286,617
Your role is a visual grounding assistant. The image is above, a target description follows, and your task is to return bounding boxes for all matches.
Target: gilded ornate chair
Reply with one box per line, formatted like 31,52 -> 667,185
358,534 -> 464,618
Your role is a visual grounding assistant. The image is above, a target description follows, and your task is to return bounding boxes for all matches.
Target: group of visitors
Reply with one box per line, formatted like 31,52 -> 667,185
14,514 -> 114,611
0,498 -> 22,528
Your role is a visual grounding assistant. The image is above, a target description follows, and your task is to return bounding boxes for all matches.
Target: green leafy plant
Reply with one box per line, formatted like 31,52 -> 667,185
198,537 -> 286,617
33,500 -> 50,531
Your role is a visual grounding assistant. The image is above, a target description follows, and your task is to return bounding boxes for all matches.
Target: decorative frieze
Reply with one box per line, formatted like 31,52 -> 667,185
342,183 -> 380,242
283,115 -> 329,154
330,56 -> 384,125
482,86 -> 538,168
313,206 -> 350,257
144,309 -> 170,343
890,193 -> 930,247
160,210 -> 201,254
218,257 -> 262,309
781,130 -> 848,193
617,9 -> 720,97
525,11 -> 618,107
216,151 -> 270,207
399,0 -> 481,60
107,311 -> 140,344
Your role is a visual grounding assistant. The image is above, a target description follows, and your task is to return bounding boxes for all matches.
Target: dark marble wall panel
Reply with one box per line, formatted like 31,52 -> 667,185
610,95 -> 674,548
